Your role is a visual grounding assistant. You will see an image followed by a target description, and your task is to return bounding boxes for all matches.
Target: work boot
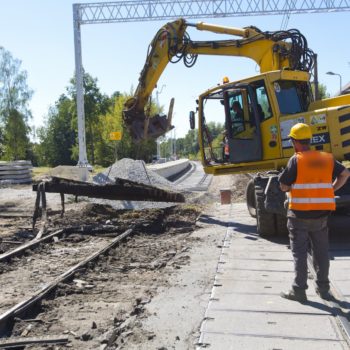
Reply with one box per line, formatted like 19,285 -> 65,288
316,288 -> 332,301
280,289 -> 307,303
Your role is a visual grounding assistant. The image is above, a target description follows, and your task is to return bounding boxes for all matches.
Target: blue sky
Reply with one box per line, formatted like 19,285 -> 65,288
1,1 -> 349,138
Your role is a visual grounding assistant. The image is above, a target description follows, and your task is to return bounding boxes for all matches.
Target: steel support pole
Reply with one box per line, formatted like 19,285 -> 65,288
73,4 -> 89,181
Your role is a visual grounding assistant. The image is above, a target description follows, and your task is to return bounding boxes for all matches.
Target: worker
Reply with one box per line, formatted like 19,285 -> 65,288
221,130 -> 230,161
231,101 -> 244,120
231,101 -> 244,134
278,123 -> 350,303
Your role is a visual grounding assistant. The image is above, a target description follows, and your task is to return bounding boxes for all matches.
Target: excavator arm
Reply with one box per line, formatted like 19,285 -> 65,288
123,18 -> 314,141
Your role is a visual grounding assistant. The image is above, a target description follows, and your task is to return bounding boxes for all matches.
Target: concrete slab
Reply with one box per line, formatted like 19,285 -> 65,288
207,291 -> 331,314
211,279 -> 292,294
216,267 -> 295,281
333,280 -> 350,297
198,332 -> 347,350
220,249 -> 292,260
330,260 -> 350,268
201,310 -> 340,339
217,258 -> 293,272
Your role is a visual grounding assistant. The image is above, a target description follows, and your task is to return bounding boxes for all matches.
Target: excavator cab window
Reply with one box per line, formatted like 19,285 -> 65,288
248,80 -> 273,124
274,80 -> 312,115
199,84 -> 263,165
228,92 -> 245,136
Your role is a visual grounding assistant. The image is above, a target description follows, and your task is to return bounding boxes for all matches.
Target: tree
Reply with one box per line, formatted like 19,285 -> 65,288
94,93 -> 129,166
37,95 -> 76,166
312,82 -> 330,100
68,73 -> 110,165
0,47 -> 33,160
94,92 -> 158,165
3,109 -> 30,160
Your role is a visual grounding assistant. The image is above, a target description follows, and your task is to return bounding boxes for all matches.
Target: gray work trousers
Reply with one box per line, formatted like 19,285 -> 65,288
287,216 -> 330,292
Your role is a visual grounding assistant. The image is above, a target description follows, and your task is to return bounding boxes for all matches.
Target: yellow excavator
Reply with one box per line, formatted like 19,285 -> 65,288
123,18 -> 350,236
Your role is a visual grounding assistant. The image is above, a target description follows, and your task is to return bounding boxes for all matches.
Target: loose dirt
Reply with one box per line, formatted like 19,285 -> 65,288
0,171 -> 250,349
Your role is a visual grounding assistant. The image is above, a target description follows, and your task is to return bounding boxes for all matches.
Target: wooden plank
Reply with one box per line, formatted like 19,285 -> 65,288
0,336 -> 68,348
32,176 -> 185,203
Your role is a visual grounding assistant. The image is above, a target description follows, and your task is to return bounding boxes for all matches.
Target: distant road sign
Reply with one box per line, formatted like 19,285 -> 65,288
110,131 -> 122,141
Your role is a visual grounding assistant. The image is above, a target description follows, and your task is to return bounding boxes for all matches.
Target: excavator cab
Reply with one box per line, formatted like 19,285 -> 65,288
199,80 -> 267,166
199,71 -> 318,175
224,84 -> 263,163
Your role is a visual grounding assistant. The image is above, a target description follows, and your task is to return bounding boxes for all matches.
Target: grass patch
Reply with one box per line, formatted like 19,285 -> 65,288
92,165 -> 107,175
32,167 -> 52,180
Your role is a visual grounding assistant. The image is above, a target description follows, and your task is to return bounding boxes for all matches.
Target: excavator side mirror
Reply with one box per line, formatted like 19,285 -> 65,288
189,111 -> 195,130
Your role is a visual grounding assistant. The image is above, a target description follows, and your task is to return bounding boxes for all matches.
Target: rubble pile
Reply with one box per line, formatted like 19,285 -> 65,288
93,158 -> 177,191
92,159 -> 181,210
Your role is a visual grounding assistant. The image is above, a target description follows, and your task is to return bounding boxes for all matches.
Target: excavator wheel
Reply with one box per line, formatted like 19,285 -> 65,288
275,214 -> 289,236
254,176 -> 277,236
246,179 -> 256,218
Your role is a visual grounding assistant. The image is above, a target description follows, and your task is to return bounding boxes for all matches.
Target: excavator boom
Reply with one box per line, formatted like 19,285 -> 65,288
123,18 -> 314,141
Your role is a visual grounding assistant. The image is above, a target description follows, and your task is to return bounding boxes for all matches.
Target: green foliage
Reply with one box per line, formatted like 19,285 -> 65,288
68,73 -> 111,165
0,47 -> 32,160
0,47 -> 33,122
3,109 -> 30,160
175,129 -> 199,158
35,75 -> 159,166
311,82 -> 330,100
174,121 -> 224,160
0,45 -> 198,165
36,96 -> 76,166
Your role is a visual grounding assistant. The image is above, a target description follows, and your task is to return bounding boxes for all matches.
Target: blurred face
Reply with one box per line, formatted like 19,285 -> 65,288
291,139 -> 310,152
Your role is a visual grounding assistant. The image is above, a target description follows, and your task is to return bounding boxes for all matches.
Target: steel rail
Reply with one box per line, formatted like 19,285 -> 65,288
0,229 -> 133,335
0,336 -> 69,349
0,224 -> 124,263
0,229 -> 64,263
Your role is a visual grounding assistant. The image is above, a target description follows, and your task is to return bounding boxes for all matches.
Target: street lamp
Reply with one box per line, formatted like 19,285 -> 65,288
326,71 -> 343,95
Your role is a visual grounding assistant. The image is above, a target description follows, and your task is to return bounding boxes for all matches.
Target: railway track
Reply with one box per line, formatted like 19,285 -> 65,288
0,229 -> 133,336
0,198 -> 199,349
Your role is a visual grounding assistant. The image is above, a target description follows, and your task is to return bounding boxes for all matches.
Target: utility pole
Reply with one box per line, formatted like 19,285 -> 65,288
73,4 -> 89,181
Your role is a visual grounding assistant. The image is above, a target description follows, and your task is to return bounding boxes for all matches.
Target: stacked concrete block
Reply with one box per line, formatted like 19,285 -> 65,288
0,160 -> 32,185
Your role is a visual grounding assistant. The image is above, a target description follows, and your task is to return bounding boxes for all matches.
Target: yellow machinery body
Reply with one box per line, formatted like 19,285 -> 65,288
199,70 -> 350,175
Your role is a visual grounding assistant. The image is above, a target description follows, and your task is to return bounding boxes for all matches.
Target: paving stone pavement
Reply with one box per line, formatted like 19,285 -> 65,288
197,202 -> 350,350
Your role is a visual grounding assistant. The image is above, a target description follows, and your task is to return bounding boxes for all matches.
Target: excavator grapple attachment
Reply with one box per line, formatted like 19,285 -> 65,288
123,111 -> 172,141
123,98 -> 175,141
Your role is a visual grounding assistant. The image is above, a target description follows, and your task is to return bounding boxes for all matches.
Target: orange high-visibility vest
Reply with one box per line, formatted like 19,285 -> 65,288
289,151 -> 336,211
224,143 -> 229,156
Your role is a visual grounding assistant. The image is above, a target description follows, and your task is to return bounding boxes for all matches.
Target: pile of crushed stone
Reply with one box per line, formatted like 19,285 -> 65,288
93,158 -> 177,191
91,159 -> 182,210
